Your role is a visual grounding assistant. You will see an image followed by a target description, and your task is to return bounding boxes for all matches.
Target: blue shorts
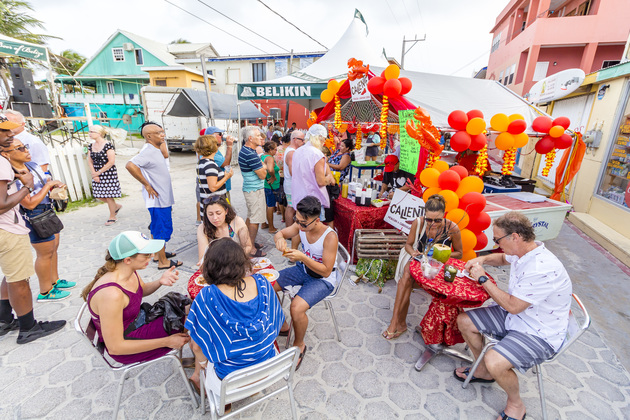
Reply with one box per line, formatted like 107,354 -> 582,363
264,187 -> 278,207
24,204 -> 56,244
148,207 -> 173,242
276,262 -> 334,308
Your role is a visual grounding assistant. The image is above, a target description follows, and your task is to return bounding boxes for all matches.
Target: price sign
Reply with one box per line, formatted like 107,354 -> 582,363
398,110 -> 420,175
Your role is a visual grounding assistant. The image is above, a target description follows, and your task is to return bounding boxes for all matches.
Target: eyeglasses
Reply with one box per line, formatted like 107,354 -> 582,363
293,215 -> 318,228
425,218 -> 442,223
493,233 -> 511,244
4,145 -> 29,153
202,195 -> 224,206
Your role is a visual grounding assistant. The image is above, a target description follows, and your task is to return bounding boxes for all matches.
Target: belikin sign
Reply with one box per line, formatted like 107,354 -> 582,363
237,83 -> 325,100
528,68 -> 585,104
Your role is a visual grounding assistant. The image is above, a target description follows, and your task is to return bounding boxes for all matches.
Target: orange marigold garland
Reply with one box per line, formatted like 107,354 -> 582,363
379,95 -> 389,144
334,95 -> 342,130
355,126 -> 362,150
541,149 -> 556,176
426,152 -> 439,168
306,111 -> 317,128
474,145 -> 489,175
501,147 -> 516,175
324,124 -> 335,152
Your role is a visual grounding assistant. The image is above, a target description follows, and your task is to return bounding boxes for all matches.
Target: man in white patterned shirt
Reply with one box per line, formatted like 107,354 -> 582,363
455,211 -> 572,420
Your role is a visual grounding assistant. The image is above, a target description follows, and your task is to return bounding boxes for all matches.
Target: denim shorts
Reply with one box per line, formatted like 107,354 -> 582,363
148,207 -> 173,242
24,204 -> 56,244
264,187 -> 278,207
276,262 -> 334,308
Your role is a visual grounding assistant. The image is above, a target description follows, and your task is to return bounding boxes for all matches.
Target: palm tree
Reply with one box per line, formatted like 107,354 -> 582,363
51,50 -> 86,76
0,0 -> 58,44
170,38 -> 191,44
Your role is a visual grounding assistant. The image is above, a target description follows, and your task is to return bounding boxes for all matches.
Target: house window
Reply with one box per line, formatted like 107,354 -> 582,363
602,60 -> 621,69
112,48 -> 124,62
507,64 -> 516,85
498,70 -> 504,85
106,81 -> 115,94
207,69 -> 216,85
155,79 -> 167,87
577,0 -> 592,16
533,62 -> 549,82
134,49 -> 144,65
252,63 -> 266,82
491,32 -> 502,53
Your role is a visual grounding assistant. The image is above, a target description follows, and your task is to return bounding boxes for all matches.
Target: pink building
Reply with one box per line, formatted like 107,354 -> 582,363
486,0 -> 630,97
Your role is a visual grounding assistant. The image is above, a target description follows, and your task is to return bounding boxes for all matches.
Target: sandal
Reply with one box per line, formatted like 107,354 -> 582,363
453,367 -> 495,383
295,346 -> 307,371
500,410 -> 526,420
381,328 -> 407,340
254,242 -> 263,249
278,328 -> 290,337
250,248 -> 267,258
105,219 -> 117,226
188,378 -> 200,395
153,252 -> 177,263
115,205 -> 122,215
158,260 -> 183,270
268,228 -> 278,234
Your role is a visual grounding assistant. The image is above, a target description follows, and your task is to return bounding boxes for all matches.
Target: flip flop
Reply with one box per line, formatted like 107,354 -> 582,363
453,367 -> 495,383
158,260 -> 183,270
181,357 -> 195,368
500,410 -> 526,420
381,328 -> 407,340
278,328 -> 290,337
268,228 -> 278,234
295,346 -> 307,371
153,252 -> 177,263
188,378 -> 200,395
105,219 -> 117,226
115,205 -> 122,215
254,242 -> 263,249
250,248 -> 267,258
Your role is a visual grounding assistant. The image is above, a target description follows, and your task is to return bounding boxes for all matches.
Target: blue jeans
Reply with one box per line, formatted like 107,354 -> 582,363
276,262 -> 334,308
24,204 -> 56,244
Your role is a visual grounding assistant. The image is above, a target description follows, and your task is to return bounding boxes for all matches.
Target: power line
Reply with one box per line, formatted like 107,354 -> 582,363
401,0 -> 415,35
449,49 -> 490,76
164,0 -> 269,54
256,0 -> 328,50
385,0 -> 405,35
194,0 -> 290,52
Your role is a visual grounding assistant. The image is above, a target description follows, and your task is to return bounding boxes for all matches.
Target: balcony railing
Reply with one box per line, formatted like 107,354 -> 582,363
60,92 -> 141,105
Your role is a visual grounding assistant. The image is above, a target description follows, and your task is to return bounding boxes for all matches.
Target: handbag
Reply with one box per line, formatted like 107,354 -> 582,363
394,217 -> 425,283
23,162 -> 64,238
326,184 -> 341,200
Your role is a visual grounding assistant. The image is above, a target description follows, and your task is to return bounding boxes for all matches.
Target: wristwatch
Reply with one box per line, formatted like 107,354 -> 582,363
23,186 -> 34,193
478,275 -> 489,285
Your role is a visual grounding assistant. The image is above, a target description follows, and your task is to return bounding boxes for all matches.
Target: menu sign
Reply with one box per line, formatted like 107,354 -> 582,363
349,76 -> 370,102
384,189 -> 424,234
398,110 -> 420,175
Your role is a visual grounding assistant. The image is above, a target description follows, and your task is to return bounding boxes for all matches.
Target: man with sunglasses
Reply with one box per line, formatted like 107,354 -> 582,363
454,212 -> 572,420
4,110 -> 51,174
0,115 -> 66,344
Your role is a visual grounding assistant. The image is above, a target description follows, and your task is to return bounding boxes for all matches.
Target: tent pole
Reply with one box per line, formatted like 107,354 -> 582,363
200,54 -> 215,125
237,102 -> 241,148
285,100 -> 290,131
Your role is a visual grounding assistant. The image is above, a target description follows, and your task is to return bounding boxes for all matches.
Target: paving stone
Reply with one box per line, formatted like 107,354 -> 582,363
403,413 -> 431,420
538,379 -> 573,407
586,376 -> 626,401
389,382 -> 422,411
2,375 -> 42,406
119,389 -> 161,419
339,327 -> 364,347
350,302 -> 375,319
294,379 -> 327,408
312,323 -> 337,341
0,366 -> 23,392
462,404 -> 496,419
423,392 -> 460,420
590,361 -> 630,386
259,395 -> 296,420
542,363 -> 584,388
562,410 -> 598,420
26,349 -> 66,375
314,341 -> 344,361
480,385 -> 507,414
138,359 -> 177,388
409,365 -> 440,390
556,352 -> 589,373
569,340 -> 598,360
375,357 -> 408,379
361,400 -> 401,419
576,390 -> 620,419
366,336 -> 393,356
358,317 -> 385,334
334,311 -> 357,328
71,369 -> 117,399
47,398 -> 94,420
19,386 -> 66,419
7,340 -> 46,364
299,411 -> 329,420
369,293 -> 391,310
321,362 -> 352,388
153,400 -> 196,419
344,349 -> 375,370
394,342 -> 422,364
48,360 -> 87,384
325,390 -> 360,419
444,375 -> 479,402
353,371 -> 384,398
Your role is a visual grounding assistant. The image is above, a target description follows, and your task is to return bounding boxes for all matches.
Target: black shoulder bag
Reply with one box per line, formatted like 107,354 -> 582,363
23,163 -> 64,238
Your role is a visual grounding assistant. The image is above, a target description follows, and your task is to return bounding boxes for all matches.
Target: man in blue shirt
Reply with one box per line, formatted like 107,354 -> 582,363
238,126 -> 267,257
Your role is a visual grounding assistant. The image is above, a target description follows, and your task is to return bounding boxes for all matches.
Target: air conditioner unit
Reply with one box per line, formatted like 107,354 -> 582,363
122,43 -> 134,52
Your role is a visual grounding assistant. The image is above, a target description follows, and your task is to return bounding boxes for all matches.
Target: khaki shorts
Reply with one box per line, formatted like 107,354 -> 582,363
243,189 -> 266,224
0,229 -> 34,283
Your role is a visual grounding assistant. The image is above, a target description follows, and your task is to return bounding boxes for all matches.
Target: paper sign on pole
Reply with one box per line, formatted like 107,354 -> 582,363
398,110 -> 420,175
384,189 -> 425,235
349,76 -> 370,102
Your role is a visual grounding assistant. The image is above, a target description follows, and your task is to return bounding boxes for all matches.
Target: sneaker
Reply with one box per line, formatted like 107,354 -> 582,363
37,287 -> 71,302
53,279 -> 77,289
17,320 -> 66,344
0,318 -> 19,337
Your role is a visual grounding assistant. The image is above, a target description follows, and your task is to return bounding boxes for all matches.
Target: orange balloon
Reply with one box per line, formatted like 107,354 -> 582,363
495,132 -> 515,150
445,208 -> 469,229
508,113 -> 525,122
432,160 -> 450,173
420,168 -> 440,188
549,125 -> 565,138
460,228 -> 478,252
456,176 -> 484,198
384,64 -> 400,80
462,249 -> 477,262
320,89 -> 334,103
466,117 -> 486,136
513,132 -> 529,148
438,189 -> 459,212
327,79 -> 339,92
490,113 -> 509,132
423,186 -> 441,202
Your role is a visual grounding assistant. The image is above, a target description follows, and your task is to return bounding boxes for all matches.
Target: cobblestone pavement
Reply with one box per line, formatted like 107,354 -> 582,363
1,148 -> 629,419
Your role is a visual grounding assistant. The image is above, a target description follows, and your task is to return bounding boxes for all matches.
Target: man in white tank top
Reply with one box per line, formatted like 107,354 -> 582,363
272,196 -> 338,371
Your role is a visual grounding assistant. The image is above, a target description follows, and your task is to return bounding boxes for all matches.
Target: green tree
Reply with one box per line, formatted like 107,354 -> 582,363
51,49 -> 86,75
170,38 -> 190,44
0,0 -> 57,44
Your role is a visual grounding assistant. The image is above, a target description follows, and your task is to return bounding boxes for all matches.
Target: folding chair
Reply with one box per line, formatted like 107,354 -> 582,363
74,302 -> 199,420
200,346 -> 300,419
462,294 -> 591,420
284,244 -> 351,348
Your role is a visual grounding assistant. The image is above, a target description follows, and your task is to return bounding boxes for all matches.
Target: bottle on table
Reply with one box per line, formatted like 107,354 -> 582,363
341,179 -> 349,198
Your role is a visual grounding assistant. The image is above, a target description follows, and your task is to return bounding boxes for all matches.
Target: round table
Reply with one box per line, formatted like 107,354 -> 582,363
187,261 -> 278,300
409,257 -> 494,371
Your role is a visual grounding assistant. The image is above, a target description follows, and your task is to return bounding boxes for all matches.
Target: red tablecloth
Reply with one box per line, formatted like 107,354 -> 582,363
188,262 -> 277,300
333,197 -> 390,260
410,258 -> 493,346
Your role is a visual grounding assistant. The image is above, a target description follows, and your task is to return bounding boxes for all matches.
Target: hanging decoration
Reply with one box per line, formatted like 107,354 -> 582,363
531,116 -> 573,177
542,149 -> 555,176
379,95 -> 389,141
334,95 -> 342,130
355,125 -> 362,150
325,123 -> 335,152
306,111 -> 317,128
501,148 -> 516,175
488,113 -> 527,176
473,145 -> 488,175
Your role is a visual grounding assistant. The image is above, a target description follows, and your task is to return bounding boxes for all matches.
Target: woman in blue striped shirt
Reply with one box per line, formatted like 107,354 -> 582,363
185,238 -> 285,397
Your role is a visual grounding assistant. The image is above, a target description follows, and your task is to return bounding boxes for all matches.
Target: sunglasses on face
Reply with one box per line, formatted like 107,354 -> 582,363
425,218 -> 443,223
5,145 -> 29,153
293,215 -> 317,228
202,196 -> 223,206
493,233 -> 510,244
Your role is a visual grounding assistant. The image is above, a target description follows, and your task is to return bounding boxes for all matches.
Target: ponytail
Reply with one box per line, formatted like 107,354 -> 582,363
81,251 -> 119,301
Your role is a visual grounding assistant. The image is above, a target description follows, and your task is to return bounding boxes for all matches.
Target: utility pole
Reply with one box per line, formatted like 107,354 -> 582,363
199,55 -> 214,124
400,34 -> 426,70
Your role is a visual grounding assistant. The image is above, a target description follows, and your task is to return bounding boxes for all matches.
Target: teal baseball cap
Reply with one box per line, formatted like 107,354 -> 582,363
108,231 -> 164,260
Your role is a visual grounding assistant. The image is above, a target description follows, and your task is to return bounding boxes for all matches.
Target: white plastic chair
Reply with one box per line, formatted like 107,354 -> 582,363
283,244 -> 351,347
200,346 -> 300,419
462,294 -> 591,420
74,302 -> 199,420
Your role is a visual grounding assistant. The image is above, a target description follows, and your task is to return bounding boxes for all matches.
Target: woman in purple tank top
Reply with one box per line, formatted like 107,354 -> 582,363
80,231 -> 191,365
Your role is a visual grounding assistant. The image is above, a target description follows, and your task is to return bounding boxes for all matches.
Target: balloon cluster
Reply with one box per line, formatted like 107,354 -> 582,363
489,113 -> 528,176
405,107 -> 443,167
531,116 -> 572,176
447,110 -> 488,152
367,64 -> 412,143
320,79 -> 345,131
418,161 -> 491,261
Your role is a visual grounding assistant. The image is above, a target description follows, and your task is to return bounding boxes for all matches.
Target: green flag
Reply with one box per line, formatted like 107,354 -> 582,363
354,9 -> 368,35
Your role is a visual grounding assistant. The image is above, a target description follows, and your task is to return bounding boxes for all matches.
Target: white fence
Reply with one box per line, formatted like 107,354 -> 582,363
47,144 -> 92,202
